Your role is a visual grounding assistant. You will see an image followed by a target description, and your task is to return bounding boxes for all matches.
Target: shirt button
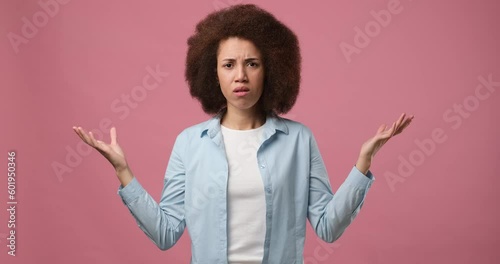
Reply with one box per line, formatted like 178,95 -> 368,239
260,164 -> 266,169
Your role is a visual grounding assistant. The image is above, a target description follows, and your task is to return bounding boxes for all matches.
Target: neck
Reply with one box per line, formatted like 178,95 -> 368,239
221,106 -> 265,130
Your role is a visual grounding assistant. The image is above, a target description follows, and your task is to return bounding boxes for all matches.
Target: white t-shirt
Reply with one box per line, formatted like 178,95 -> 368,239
221,124 -> 266,264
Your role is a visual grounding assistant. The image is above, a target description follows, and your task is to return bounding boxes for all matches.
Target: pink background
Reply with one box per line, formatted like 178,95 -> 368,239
1,0 -> 499,263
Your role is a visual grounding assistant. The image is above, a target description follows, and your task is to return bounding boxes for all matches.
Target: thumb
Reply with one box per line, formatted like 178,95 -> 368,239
110,127 -> 117,145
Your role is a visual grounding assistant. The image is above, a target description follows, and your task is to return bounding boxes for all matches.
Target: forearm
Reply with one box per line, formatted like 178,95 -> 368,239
118,177 -> 185,250
116,165 -> 134,187
313,166 -> 374,243
355,154 -> 372,176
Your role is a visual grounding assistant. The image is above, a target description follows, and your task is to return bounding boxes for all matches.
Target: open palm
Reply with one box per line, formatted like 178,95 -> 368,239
72,126 -> 128,171
360,113 -> 414,159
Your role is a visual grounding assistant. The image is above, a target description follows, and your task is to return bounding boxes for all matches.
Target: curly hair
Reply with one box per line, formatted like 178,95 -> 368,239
185,4 -> 301,115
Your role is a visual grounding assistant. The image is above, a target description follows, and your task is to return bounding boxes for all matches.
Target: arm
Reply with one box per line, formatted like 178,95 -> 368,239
72,126 -> 186,250
307,112 -> 414,242
117,134 -> 187,250
307,135 -> 374,243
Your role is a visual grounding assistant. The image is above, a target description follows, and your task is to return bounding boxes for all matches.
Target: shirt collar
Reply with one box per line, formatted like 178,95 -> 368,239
200,112 -> 289,140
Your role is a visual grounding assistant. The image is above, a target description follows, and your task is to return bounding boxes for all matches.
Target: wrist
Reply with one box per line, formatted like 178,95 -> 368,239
355,155 -> 372,175
115,164 -> 129,174
115,165 -> 134,187
113,159 -> 130,173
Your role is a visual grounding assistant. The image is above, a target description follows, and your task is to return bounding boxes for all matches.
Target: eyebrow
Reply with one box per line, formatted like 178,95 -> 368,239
221,57 -> 260,62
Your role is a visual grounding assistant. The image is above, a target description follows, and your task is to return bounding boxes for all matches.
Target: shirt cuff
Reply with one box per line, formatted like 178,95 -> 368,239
117,177 -> 145,205
344,165 -> 375,189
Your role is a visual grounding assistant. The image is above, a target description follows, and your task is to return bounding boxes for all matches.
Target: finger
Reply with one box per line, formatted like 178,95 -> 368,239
76,127 -> 94,145
90,132 -> 112,154
88,131 -> 103,149
394,114 -> 411,130
394,116 -> 413,135
72,126 -> 85,141
72,126 -> 82,137
376,124 -> 386,134
79,127 -> 103,149
400,116 -> 414,131
398,116 -> 413,130
389,121 -> 398,137
395,113 -> 406,129
110,127 -> 117,145
378,122 -> 395,139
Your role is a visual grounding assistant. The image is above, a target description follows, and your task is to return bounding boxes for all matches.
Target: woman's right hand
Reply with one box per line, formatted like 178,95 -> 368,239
72,126 -> 134,186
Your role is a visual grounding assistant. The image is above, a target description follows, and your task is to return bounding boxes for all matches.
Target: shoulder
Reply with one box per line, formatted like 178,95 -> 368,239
273,115 -> 314,136
175,118 -> 214,140
281,117 -> 311,131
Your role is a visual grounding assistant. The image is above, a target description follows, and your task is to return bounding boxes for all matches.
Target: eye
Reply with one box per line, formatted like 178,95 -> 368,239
223,63 -> 233,68
247,62 -> 259,67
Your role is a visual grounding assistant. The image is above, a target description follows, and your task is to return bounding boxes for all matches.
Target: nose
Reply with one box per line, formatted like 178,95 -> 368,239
235,64 -> 248,83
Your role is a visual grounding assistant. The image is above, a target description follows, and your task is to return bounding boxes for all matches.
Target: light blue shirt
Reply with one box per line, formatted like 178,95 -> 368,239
118,114 -> 375,264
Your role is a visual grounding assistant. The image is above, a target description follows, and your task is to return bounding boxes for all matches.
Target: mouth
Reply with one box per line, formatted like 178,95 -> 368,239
233,86 -> 250,97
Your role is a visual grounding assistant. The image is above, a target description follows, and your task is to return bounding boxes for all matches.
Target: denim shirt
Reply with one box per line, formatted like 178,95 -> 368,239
117,114 -> 375,264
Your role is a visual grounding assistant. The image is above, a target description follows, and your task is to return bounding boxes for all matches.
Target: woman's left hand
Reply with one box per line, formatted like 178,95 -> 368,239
356,113 -> 414,174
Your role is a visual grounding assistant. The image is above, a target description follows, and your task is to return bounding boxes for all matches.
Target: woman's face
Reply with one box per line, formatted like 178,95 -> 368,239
217,37 -> 264,114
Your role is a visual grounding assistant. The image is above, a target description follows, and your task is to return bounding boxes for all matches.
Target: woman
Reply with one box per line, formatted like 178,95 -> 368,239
73,4 -> 413,263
